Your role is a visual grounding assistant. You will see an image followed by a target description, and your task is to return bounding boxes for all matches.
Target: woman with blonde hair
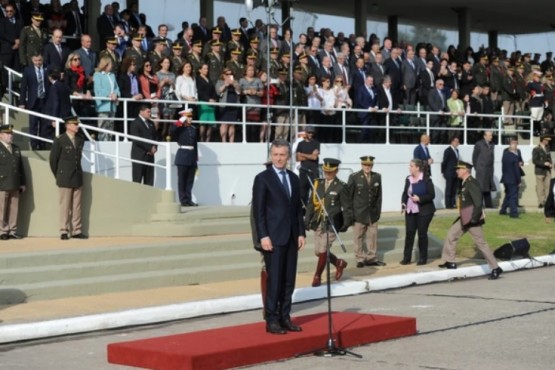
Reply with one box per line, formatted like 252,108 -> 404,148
65,52 -> 92,121
93,57 -> 120,141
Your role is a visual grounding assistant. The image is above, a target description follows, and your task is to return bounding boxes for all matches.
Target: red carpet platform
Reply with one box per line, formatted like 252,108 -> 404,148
107,311 -> 416,370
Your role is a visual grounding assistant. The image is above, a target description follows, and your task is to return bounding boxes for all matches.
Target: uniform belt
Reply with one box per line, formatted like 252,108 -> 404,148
179,145 -> 194,150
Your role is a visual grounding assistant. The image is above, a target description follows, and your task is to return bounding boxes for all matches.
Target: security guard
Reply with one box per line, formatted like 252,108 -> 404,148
49,116 -> 87,240
439,161 -> 502,280
99,37 -> 121,76
226,49 -> 244,80
0,124 -> 26,240
170,109 -> 198,207
19,12 -> 48,68
123,34 -> 147,71
344,156 -> 386,267
305,158 -> 348,287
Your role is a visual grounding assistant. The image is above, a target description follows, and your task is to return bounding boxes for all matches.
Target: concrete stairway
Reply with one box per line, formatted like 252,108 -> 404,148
0,223 -> 443,302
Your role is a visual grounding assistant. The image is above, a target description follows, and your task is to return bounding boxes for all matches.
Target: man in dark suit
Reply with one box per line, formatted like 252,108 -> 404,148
42,28 -> 69,74
19,52 -> 49,150
49,116 -> 87,240
369,52 -> 385,86
500,137 -> 522,218
441,136 -> 460,208
356,75 -> 378,143
96,4 -> 116,43
383,47 -> 403,107
74,34 -> 97,82
316,55 -> 334,83
427,79 -> 449,143
63,0 -> 84,50
401,49 -> 418,106
252,139 -> 306,335
414,134 -> 434,176
43,68 -> 71,140
0,3 -> 22,92
170,109 -> 198,207
130,105 -> 158,186
418,59 -> 435,107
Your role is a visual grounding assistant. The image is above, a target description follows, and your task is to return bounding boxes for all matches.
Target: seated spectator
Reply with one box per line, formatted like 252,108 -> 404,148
215,68 -> 241,142
93,57 -> 120,141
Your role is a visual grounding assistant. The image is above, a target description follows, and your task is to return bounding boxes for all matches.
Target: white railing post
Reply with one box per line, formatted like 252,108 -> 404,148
165,142 -> 172,191
341,108 -> 346,144
242,104 -> 247,143
426,113 -> 430,136
89,140 -> 96,173
123,100 -> 128,142
463,114 -> 468,144
385,112 -> 390,144
115,135 -> 120,180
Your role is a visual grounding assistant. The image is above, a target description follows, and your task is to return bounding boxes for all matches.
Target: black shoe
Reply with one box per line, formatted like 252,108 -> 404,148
60,234 -> 69,240
416,259 -> 427,266
438,261 -> 457,269
72,233 -> 88,239
187,201 -> 198,207
499,210 -> 507,215
399,259 -> 411,265
356,262 -> 365,268
0,234 -> 8,240
8,233 -> 22,239
280,319 -> 302,332
366,260 -> 386,266
489,267 -> 503,280
266,322 -> 287,335
509,214 -> 519,219
539,204 -> 544,208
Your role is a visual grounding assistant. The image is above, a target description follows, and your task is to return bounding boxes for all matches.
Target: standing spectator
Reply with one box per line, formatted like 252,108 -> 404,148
304,158 -> 348,287
305,74 -> 321,125
400,159 -> 436,265
43,68 -> 71,141
74,34 -> 98,84
156,56 -> 177,140
130,104 -> 157,186
240,64 -> 263,142
170,109 -> 198,207
528,70 -> 547,125
96,4 -> 116,44
344,156 -> 386,267
42,27 -> 69,75
500,137 -> 522,218
93,57 -> 120,141
273,69 -> 290,141
438,161 -> 503,280
318,76 -> 337,143
0,3 -> 23,90
356,74 -> 378,143
446,89 -> 465,132
19,52 -> 49,150
19,12 -> 48,68
0,124 -> 26,240
467,84 -> 483,143
63,0 -> 84,50
65,52 -> 93,122
45,0 -> 65,34
118,56 -> 143,128
99,37 -> 121,78
401,48 -> 418,106
124,33 -> 147,71
215,68 -> 241,142
175,61 -> 198,104
156,24 -> 172,56
418,60 -> 435,107
441,136 -> 460,209
413,134 -> 433,177
501,66 -> 517,125
196,63 -> 217,142
472,130 -> 496,208
259,71 -> 279,142
138,59 -> 159,109
49,116 -> 87,240
295,125 -> 320,207
427,79 -> 449,143
252,139 -> 306,334
532,135 -> 553,208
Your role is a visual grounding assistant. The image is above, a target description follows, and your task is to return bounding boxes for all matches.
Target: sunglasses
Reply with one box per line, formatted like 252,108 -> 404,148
72,57 -> 80,61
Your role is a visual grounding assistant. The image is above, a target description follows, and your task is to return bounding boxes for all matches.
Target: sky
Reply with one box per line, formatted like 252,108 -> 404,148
111,0 -> 555,55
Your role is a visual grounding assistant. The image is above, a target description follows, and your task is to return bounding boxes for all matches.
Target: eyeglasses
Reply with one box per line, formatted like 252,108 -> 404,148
335,80 -> 343,83
144,64 -> 151,67
72,57 -> 80,61
6,10 -> 14,13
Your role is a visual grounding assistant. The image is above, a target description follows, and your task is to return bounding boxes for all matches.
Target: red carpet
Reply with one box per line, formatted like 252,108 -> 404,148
107,311 -> 416,370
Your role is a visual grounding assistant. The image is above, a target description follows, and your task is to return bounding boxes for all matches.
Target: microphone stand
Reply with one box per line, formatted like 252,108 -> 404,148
297,169 -> 362,359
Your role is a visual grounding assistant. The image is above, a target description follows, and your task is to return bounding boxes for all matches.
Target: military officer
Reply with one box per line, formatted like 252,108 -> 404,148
171,43 -> 185,75
226,49 -> 244,80
344,156 -> 386,267
123,34 -> 147,71
99,37 -> 121,76
261,47 -> 281,79
304,158 -> 348,287
49,116 -> 87,240
471,54 -> 489,87
246,36 -> 262,72
206,39 -> 224,84
187,40 -> 203,74
148,37 -> 166,71
203,27 -> 224,58
170,109 -> 198,207
0,125 -> 26,240
439,161 -> 503,280
532,135 -> 553,208
19,12 -> 48,68
226,28 -> 244,61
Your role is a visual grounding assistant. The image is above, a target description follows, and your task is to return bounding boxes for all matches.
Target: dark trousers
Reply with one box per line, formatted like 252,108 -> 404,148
319,113 -> 336,143
483,191 -> 493,208
444,175 -> 459,208
403,212 -> 434,262
29,98 -> 45,149
132,155 -> 154,186
263,236 -> 298,324
177,165 -> 196,205
500,183 -> 518,216
299,168 -> 316,207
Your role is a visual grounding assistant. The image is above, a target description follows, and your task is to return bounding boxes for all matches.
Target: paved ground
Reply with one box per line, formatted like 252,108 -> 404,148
0,266 -> 553,369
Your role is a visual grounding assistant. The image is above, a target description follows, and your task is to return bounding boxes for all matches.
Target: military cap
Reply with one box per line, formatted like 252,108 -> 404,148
132,34 -> 143,41
0,124 -> 14,133
294,65 -> 303,73
250,36 -> 260,43
281,52 -> 290,58
270,47 -> 279,54
192,40 -> 202,48
305,125 -> 316,133
278,68 -> 288,75
31,12 -> 44,21
231,49 -> 242,55
523,53 -> 531,58
516,64 -> 525,69
547,52 -> 553,56
534,53 -> 541,58
456,160 -> 473,170
491,56 -> 499,62
540,134 -> 552,142
105,37 -> 118,45
64,116 -> 80,125
322,158 -> 341,172
231,28 -> 242,36
178,108 -> 193,116
212,27 -> 222,34
298,52 -> 308,60
247,52 -> 257,60
153,37 -> 168,46
210,39 -> 222,47
480,55 -> 488,61
172,43 -> 183,50
360,156 -> 375,165
507,66 -> 515,71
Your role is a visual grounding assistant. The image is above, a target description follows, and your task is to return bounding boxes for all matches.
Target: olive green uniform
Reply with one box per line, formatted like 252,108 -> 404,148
532,143 -> 553,205
19,25 -> 48,67
123,47 -> 147,70
0,143 -> 26,235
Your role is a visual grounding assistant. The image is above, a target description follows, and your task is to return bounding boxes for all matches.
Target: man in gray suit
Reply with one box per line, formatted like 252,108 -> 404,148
427,79 -> 449,143
74,34 -> 97,82
401,48 -> 418,106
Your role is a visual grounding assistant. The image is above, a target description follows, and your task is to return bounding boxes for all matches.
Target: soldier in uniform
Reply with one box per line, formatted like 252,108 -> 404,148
522,53 -> 533,77
246,36 -> 262,72
439,161 -> 503,280
471,54 -> 489,87
187,40 -> 203,74
18,12 -> 48,68
305,158 -> 348,287
0,124 -> 26,240
49,116 -> 87,240
148,37 -> 166,72
291,65 -> 308,127
226,49 -> 244,81
206,39 -> 224,85
344,156 -> 386,267
99,37 -> 121,77
501,66 -> 517,125
532,135 -> 553,208
489,57 -> 504,109
124,34 -> 147,71
297,52 -> 311,85
514,64 -> 528,119
171,43 -> 185,75
203,27 -> 224,59
261,47 -> 281,79
226,28 -> 244,61
245,52 -> 259,75
170,109 -> 198,207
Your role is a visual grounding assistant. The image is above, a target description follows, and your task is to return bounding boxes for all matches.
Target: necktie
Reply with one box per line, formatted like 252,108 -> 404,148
455,148 -> 459,159
425,146 -> 430,159
438,90 -> 444,107
37,68 -> 45,98
56,44 -> 62,57
280,170 -> 290,198
409,60 -> 414,69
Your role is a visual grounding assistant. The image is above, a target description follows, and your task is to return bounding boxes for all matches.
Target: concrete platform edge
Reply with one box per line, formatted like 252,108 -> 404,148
1,255 -> 553,344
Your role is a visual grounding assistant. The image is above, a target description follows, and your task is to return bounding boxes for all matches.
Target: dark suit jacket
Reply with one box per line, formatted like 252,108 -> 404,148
316,66 -> 334,83
0,17 -> 22,54
49,133 -> 84,188
427,88 -> 447,112
414,144 -> 432,162
441,146 -> 459,178
401,176 -> 436,216
501,150 -> 522,185
43,80 -> 72,119
544,178 -> 555,218
376,84 -> 397,110
64,10 -> 84,36
355,84 -> 378,109
129,116 -> 157,162
401,59 -> 417,89
20,64 -> 50,108
96,14 -> 115,42
74,47 -> 97,78
369,62 -> 385,86
252,167 -> 305,247
0,143 -> 25,191
42,43 -> 70,73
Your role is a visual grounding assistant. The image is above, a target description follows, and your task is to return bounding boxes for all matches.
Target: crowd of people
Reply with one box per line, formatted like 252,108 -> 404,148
3,1 -> 555,146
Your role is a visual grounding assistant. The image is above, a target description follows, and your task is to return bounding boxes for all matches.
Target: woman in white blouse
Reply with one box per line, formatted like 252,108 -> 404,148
318,76 -> 338,143
175,61 -> 198,103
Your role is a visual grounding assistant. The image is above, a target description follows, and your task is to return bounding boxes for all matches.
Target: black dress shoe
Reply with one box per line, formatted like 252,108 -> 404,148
356,262 -> 365,268
399,259 -> 411,265
187,201 -> 198,207
416,259 -> 427,266
0,234 -> 9,240
72,233 -> 88,239
60,234 -> 69,240
366,260 -> 386,266
280,320 -> 302,332
438,261 -> 457,269
488,267 -> 503,280
266,322 -> 287,335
